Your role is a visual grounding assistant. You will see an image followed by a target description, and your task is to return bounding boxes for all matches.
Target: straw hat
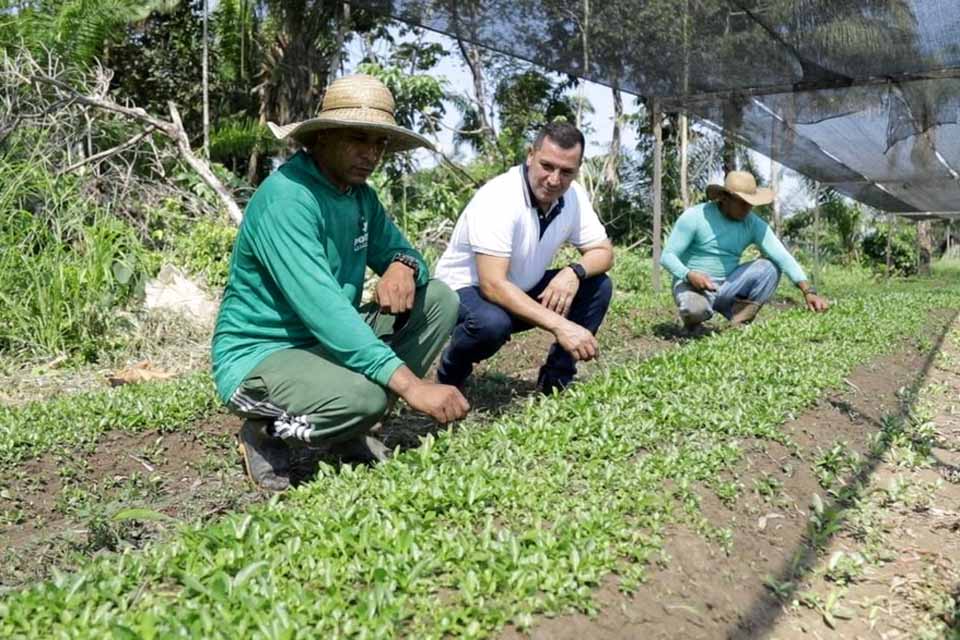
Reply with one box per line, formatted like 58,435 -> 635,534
706,171 -> 775,206
267,74 -> 435,153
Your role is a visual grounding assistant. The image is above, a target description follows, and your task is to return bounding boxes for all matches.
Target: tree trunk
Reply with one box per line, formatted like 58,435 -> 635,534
722,99 -> 743,174
603,83 -> 622,189
257,2 -> 337,141
575,0 -> 589,129
328,2 -> 349,85
457,39 -> 495,146
652,100 -> 663,293
202,0 -> 210,158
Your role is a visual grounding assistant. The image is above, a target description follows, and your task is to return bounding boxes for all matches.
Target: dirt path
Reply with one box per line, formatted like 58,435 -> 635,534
502,312 -> 959,639
762,318 -> 960,639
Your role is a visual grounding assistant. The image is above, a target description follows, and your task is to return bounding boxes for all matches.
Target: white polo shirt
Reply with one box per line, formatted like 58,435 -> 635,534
434,165 -> 608,292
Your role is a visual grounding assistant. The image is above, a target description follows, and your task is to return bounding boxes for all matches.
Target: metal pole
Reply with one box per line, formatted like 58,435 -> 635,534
652,99 -> 663,293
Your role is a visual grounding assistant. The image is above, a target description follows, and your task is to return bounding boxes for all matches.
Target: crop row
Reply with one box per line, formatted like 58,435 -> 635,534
1,286 -> 955,639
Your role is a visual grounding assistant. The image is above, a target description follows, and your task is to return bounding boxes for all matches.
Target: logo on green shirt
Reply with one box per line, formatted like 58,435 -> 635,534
354,216 -> 368,252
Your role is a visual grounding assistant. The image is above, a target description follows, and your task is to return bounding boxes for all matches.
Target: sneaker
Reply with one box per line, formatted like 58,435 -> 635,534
679,322 -> 712,338
537,367 -> 573,395
237,420 -> 292,492
330,434 -> 393,465
729,298 -> 762,326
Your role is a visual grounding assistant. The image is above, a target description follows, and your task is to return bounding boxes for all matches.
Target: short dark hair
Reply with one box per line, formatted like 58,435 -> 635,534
532,121 -> 585,161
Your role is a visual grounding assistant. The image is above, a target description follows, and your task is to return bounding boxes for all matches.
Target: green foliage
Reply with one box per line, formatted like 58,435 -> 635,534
357,62 -> 446,136
493,70 -> 579,162
785,189 -> 864,264
5,0 -> 179,67
169,219 -> 237,289
370,160 -> 504,244
107,0 -> 208,138
209,116 -> 280,171
0,156 -> 149,361
0,372 -> 218,467
2,280 -> 956,637
862,223 -> 918,276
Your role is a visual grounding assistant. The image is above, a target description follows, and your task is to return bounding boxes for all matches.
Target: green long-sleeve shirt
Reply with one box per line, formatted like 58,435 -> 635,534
660,202 -> 807,284
211,150 -> 428,403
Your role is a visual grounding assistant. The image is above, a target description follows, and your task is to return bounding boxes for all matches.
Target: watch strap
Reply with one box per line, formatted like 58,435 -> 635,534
392,252 -> 420,279
568,263 -> 587,281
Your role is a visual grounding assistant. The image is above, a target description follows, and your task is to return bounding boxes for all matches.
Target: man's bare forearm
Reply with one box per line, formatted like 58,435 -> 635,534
575,242 -> 614,277
479,279 -> 564,333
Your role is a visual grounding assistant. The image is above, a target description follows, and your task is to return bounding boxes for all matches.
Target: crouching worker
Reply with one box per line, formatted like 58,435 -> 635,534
661,171 -> 829,333
212,75 -> 469,491
434,122 -> 614,394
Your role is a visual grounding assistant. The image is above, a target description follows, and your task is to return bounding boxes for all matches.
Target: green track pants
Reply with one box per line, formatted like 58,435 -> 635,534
227,280 -> 458,444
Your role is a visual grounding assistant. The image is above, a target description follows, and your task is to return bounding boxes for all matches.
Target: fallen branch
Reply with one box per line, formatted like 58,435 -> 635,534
168,102 -> 243,224
31,73 -> 244,224
58,125 -> 157,175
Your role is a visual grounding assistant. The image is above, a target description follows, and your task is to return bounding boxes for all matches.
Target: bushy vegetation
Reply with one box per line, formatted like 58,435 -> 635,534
0,155 -> 149,361
862,224 -> 919,276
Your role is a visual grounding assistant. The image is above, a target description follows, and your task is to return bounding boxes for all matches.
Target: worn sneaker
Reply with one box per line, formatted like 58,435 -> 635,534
729,298 -> 762,327
330,434 -> 393,465
537,367 -> 573,396
237,420 -> 292,492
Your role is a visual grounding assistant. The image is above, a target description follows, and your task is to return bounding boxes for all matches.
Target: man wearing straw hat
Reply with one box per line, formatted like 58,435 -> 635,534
661,170 -> 829,333
213,74 -> 469,491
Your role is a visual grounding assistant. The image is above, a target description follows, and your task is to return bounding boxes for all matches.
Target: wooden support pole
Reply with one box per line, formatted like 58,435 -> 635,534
885,213 -> 893,278
770,122 -> 781,235
679,112 -> 689,209
652,99 -> 663,293
812,183 -> 821,284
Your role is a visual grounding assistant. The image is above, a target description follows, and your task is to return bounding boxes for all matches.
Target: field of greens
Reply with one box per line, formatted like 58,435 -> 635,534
2,262 -> 958,638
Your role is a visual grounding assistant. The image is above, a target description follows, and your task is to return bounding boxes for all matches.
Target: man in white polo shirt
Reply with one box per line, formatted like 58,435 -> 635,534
434,122 -> 614,394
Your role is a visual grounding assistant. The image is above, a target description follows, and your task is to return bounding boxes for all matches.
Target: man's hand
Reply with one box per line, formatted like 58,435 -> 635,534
402,381 -> 470,424
537,267 -> 580,316
686,270 -> 717,292
805,292 -> 829,313
553,319 -> 598,362
389,366 -> 469,424
375,261 -> 417,314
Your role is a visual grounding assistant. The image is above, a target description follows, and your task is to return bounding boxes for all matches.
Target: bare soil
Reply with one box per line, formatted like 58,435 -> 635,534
502,312 -> 960,639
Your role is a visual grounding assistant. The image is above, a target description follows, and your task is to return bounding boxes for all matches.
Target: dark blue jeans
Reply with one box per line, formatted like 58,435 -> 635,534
437,270 -> 613,391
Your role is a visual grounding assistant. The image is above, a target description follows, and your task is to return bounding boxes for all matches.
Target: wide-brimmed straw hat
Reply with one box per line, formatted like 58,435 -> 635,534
267,74 -> 435,153
706,171 -> 775,206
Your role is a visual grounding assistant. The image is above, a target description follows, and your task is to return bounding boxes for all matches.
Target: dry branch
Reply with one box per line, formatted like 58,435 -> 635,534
29,73 -> 243,224
59,126 -> 157,175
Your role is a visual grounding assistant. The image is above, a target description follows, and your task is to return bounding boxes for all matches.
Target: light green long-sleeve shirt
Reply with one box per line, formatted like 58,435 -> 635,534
660,202 -> 807,284
211,150 -> 428,403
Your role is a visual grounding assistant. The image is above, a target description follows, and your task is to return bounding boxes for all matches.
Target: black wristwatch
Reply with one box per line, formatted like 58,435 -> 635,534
392,253 -> 420,279
803,286 -> 818,296
568,263 -> 587,281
